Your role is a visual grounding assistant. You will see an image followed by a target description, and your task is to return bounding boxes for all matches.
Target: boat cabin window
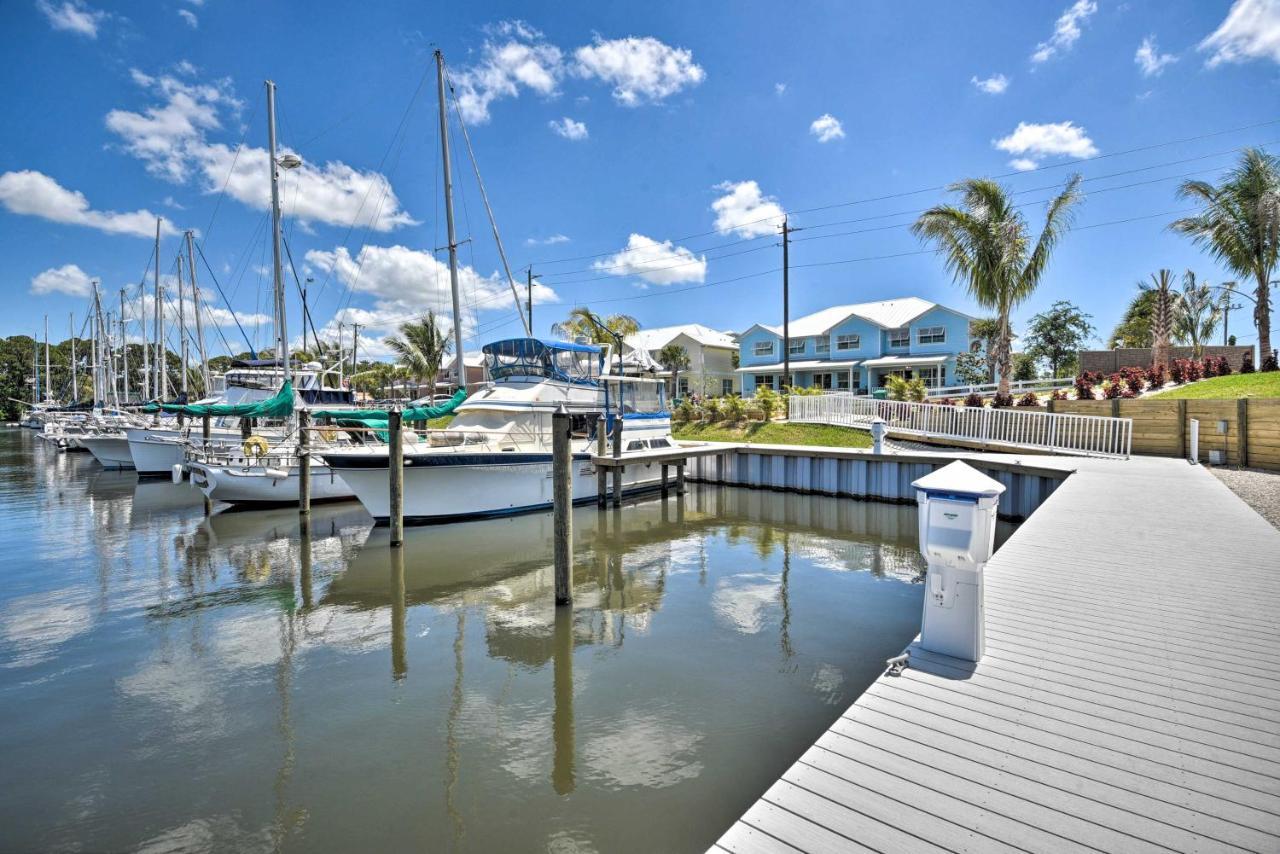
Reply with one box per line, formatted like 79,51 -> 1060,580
611,381 -> 667,415
482,339 -> 601,384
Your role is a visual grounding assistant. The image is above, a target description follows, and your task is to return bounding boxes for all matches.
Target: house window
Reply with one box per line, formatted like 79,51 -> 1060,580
889,328 -> 910,348
812,372 -> 833,389
678,378 -> 689,396
836,334 -> 860,350
753,374 -> 775,390
815,337 -> 830,355
788,339 -> 805,355
917,366 -> 941,387
721,379 -> 733,395
752,341 -> 775,357
917,326 -> 946,345
837,372 -> 850,390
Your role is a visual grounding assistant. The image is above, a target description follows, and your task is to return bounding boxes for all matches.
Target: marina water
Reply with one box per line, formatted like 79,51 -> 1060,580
0,428 -> 1013,852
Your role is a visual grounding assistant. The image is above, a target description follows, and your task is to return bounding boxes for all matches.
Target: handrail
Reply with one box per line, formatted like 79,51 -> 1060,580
789,393 -> 1132,459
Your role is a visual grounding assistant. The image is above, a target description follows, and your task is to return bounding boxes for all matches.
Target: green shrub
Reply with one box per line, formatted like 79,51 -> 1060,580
755,386 -> 779,420
702,397 -> 722,422
675,398 -> 696,423
722,394 -> 746,423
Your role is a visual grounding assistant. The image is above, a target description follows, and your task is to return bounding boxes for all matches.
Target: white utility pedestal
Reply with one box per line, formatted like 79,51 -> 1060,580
870,417 -> 887,454
911,461 -> 1006,662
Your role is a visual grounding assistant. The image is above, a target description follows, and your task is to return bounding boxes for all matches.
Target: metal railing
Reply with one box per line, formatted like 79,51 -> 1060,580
925,377 -> 1075,398
790,393 -> 1132,459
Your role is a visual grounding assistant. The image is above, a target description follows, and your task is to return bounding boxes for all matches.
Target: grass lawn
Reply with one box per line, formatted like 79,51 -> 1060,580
1146,372 -> 1280,400
673,420 -> 874,448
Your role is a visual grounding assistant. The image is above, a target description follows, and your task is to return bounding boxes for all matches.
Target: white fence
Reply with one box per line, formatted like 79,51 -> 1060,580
790,393 -> 1132,459
925,377 -> 1075,399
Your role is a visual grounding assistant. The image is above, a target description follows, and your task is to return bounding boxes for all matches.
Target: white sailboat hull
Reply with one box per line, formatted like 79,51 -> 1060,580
125,427 -> 254,477
188,458 -> 354,506
80,435 -> 135,469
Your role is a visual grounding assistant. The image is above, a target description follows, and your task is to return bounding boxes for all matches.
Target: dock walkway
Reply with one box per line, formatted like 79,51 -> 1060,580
714,453 -> 1280,853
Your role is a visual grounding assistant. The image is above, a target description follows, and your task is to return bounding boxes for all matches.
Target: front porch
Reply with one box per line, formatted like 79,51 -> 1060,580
735,359 -> 864,395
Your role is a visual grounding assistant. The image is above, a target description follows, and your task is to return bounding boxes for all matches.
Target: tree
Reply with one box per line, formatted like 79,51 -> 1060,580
1011,352 -> 1038,381
1174,271 -> 1220,357
1171,148 -> 1279,368
1022,300 -> 1095,377
968,317 -> 1002,381
1142,269 -> 1179,371
1109,289 -> 1156,348
551,307 -> 640,344
954,350 -> 989,386
656,343 -> 690,399
912,175 -> 1083,396
383,312 -> 451,397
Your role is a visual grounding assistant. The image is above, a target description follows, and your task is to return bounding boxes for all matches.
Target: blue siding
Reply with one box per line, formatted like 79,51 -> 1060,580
907,307 -> 972,355
738,326 -> 781,367
827,316 -> 880,358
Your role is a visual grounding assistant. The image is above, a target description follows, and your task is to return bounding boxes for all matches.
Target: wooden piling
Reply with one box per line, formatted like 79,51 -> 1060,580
240,417 -> 252,441
389,409 -> 404,547
1238,398 -> 1249,467
298,410 -> 311,520
201,414 -> 213,515
676,462 -> 686,495
390,544 -> 407,680
596,414 -> 607,509
551,604 -> 575,795
610,415 -> 623,507
553,410 -> 573,606
661,464 -> 669,497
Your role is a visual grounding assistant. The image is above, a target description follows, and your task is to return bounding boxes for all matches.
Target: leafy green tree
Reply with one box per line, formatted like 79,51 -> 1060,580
384,312 -> 451,396
954,350 -> 989,386
913,175 -> 1083,396
1011,352 -> 1039,381
1022,300 -> 1095,377
1174,271 -> 1220,358
968,318 -> 1002,381
1109,290 -> 1156,348
886,374 -> 927,401
656,343 -> 690,399
1172,148 -> 1279,367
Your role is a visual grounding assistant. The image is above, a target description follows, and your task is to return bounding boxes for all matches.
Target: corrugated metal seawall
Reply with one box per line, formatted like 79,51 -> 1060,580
687,447 -> 1066,520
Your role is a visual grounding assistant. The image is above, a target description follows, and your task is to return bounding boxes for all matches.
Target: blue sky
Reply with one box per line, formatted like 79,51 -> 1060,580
1,0 -> 1278,357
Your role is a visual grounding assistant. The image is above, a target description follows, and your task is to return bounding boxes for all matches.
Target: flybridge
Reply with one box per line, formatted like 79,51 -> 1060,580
482,338 -> 604,384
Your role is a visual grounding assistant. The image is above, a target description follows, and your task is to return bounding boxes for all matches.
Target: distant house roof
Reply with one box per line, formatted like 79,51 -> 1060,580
747,297 -> 975,338
442,351 -> 487,369
624,324 -> 738,352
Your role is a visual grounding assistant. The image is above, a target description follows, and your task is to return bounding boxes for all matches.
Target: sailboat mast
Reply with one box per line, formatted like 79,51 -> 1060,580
265,80 -> 291,386
153,218 -> 162,400
44,315 -> 50,403
138,282 -> 149,401
435,50 -> 467,391
69,313 -> 77,405
186,231 -> 210,395
177,253 -> 188,397
119,290 -> 130,403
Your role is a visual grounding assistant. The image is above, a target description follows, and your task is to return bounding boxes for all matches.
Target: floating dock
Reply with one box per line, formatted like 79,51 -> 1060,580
713,451 -> 1280,853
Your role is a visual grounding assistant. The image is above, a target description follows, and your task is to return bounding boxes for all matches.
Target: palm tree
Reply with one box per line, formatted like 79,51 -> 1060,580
656,343 -> 690,399
384,312 -> 451,397
912,175 -> 1083,396
968,317 -> 1003,382
1171,148 -> 1279,365
551,307 -> 640,344
1141,269 -> 1179,371
1174,271 -> 1220,358
1108,289 -> 1157,348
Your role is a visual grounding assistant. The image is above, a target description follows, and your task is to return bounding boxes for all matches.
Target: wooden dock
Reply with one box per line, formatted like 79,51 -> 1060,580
714,453 -> 1280,853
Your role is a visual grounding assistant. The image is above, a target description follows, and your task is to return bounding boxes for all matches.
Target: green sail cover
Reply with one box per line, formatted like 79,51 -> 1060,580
142,381 -> 296,418
311,388 -> 467,423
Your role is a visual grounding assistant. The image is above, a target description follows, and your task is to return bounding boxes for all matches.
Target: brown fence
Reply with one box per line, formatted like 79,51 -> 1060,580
1051,398 -> 1280,470
1077,346 -> 1253,376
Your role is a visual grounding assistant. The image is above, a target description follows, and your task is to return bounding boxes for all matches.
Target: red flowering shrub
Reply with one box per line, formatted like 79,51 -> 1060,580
1200,357 -> 1217,378
1103,376 -> 1124,399
1241,352 -> 1255,373
1050,388 -> 1069,401
1146,364 -> 1165,387
1216,356 -> 1232,376
991,392 -> 1014,408
1074,374 -> 1094,399
1169,360 -> 1186,384
1184,358 -> 1202,382
1016,392 -> 1040,407
1263,353 -> 1278,372
964,392 -> 984,407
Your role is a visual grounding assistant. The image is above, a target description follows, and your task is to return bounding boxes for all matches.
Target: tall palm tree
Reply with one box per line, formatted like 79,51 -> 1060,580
912,175 -> 1083,396
551,307 -> 640,344
1141,269 -> 1179,371
384,312 -> 452,397
656,343 -> 690,399
1171,148 -> 1279,365
1175,270 -> 1220,358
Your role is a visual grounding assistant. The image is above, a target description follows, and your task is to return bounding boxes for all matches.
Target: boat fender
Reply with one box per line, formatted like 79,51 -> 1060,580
243,435 -> 270,458
171,464 -> 185,484
403,431 -> 419,444
264,467 -> 289,481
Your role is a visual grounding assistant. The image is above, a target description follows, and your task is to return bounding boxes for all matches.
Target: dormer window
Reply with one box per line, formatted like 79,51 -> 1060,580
889,328 -> 910,347
788,339 -> 805,355
753,341 -> 775,357
815,337 -> 830,355
917,326 -> 946,345
836,334 -> 860,350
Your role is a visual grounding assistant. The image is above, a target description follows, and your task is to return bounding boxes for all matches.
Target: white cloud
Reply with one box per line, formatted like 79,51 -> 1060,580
30,264 -> 93,296
591,234 -> 706,285
1199,0 -> 1280,67
971,73 -> 1010,94
1135,35 -> 1177,76
174,60 -> 197,76
1031,0 -> 1098,63
0,170 -> 178,237
177,8 -> 198,28
35,0 -> 104,38
572,36 -> 705,106
105,69 -> 416,232
809,113 -> 845,143
451,21 -> 565,124
304,244 -> 559,356
548,117 -> 588,140
993,121 -> 1098,169
525,234 -> 570,246
711,180 -> 785,238
774,82 -> 787,96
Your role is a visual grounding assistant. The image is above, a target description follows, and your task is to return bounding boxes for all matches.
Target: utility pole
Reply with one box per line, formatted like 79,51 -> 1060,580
177,253 -> 189,398
69,313 -> 77,404
1222,284 -> 1242,347
436,50 -> 467,391
781,217 -> 791,394
265,79 -> 291,386
527,267 -> 538,335
187,230 -> 210,395
119,290 -> 130,403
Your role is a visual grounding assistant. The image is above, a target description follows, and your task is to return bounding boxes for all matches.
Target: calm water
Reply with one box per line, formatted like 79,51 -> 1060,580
0,428 -> 1011,853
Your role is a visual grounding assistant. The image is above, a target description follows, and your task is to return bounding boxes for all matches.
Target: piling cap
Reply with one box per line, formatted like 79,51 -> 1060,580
911,460 -> 1006,497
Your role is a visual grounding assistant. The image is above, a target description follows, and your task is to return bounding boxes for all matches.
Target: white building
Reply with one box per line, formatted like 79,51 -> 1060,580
623,324 -> 740,397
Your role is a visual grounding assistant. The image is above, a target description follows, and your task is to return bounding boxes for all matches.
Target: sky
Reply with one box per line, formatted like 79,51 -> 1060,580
1,0 -> 1278,359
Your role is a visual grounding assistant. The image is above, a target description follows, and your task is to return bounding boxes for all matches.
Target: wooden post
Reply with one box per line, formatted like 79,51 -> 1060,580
390,544 -> 406,680
661,464 -> 669,497
389,409 -> 404,546
596,414 -> 607,509
551,604 -> 575,795
1110,399 -> 1120,419
1177,400 -> 1188,458
1238,398 -> 1249,467
201,413 -> 213,516
610,415 -> 623,507
553,409 -> 573,606
299,524 -> 314,611
298,409 -> 311,519
676,461 -> 686,495
241,417 -> 252,441
1046,398 -> 1056,414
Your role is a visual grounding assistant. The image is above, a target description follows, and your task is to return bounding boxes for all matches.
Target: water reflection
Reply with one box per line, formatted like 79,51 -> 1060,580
0,428 -> 1017,853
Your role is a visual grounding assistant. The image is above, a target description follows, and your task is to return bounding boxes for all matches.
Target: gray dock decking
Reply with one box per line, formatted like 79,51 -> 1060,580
714,453 -> 1280,853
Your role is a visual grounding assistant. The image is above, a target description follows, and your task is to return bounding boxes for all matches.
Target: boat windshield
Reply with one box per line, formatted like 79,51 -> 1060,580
482,339 -> 602,384
609,379 -> 668,415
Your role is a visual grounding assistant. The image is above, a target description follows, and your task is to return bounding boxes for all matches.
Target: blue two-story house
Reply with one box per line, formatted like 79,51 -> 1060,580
735,297 -> 977,395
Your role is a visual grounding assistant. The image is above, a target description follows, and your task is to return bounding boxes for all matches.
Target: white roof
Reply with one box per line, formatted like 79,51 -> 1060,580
750,297 -> 968,337
735,359 -> 862,373
625,324 -> 738,352
860,354 -> 948,368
